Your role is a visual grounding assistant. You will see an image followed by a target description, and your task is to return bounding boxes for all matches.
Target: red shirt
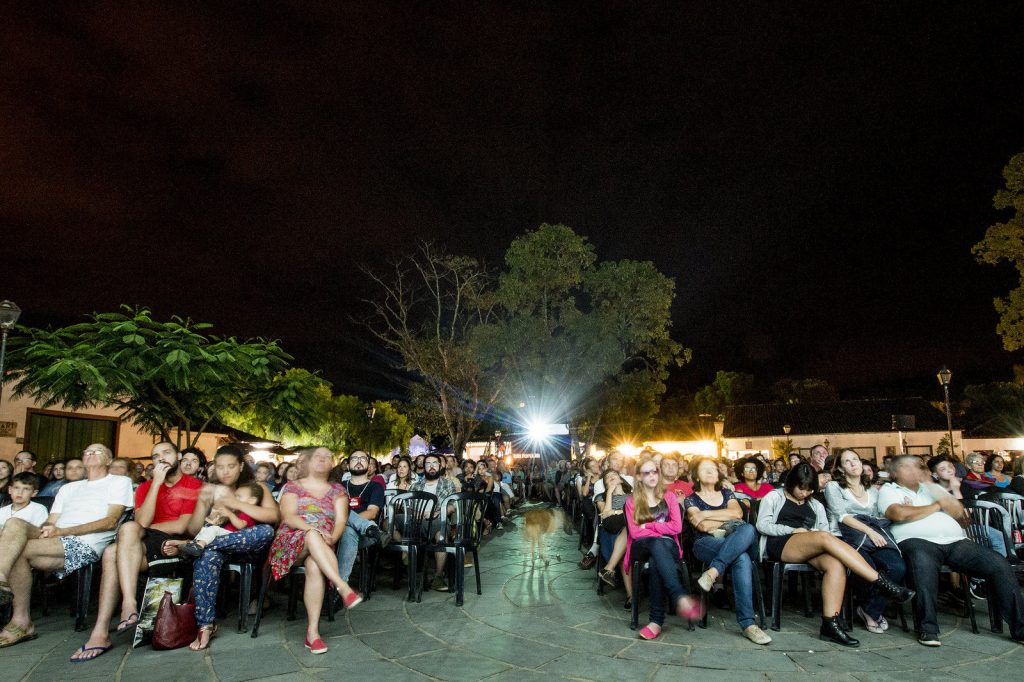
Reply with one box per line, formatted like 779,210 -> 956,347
734,482 -> 775,499
135,475 -> 203,525
665,480 -> 694,497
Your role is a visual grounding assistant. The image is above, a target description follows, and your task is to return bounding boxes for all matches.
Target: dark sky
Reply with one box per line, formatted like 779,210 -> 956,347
4,2 -> 1024,402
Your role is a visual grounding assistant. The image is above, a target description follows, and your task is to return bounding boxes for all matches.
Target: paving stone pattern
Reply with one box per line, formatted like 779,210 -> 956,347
6,503 -> 1021,680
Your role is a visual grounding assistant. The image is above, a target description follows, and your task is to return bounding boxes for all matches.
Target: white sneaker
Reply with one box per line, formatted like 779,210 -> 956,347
744,624 -> 772,645
918,634 -> 941,647
697,570 -> 716,593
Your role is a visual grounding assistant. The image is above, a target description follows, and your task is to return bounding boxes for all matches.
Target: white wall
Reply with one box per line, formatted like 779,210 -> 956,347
722,429 -> 958,464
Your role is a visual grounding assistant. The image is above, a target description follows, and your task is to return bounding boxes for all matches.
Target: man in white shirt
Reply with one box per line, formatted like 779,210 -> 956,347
0,443 -> 134,649
879,454 -> 1024,647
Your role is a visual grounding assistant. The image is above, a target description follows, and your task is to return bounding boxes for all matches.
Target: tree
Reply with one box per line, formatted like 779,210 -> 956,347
361,400 -> 414,456
772,437 -> 795,462
694,371 -> 755,421
363,243 -> 503,458
961,381 -> 1024,437
936,433 -> 960,459
480,224 -> 686,454
5,307 -> 324,448
772,377 -> 839,404
401,381 -> 452,445
973,151 -> 1024,350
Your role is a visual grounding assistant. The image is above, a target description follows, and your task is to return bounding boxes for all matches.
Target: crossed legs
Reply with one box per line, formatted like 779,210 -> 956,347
0,519 -> 65,644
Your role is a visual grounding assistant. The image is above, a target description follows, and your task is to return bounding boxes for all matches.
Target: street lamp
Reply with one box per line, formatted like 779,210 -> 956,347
937,366 -> 955,459
0,300 -> 21,405
366,406 -> 376,421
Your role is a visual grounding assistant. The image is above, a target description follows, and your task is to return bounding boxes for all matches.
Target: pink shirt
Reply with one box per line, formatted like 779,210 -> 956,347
623,490 -> 683,573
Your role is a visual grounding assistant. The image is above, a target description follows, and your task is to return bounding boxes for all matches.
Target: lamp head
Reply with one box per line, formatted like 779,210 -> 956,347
0,300 -> 20,330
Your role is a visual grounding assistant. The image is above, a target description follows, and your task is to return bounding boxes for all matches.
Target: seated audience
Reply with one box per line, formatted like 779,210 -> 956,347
625,456 -> 703,640
109,457 -> 134,480
880,454 -> 1024,646
824,450 -> 907,635
180,447 -> 207,480
269,446 -> 361,655
409,453 -> 457,591
985,454 -> 1011,488
928,454 -> 1007,556
597,470 -> 634,606
661,454 -> 692,497
336,450 -> 385,584
254,461 -> 277,492
768,458 -> 787,486
0,444 -> 133,649
387,456 -> 414,492
168,445 -> 279,651
12,451 -> 47,492
71,441 -> 202,662
0,473 -> 49,529
179,483 -> 262,557
733,457 -> 774,499
756,463 -> 913,647
685,457 -> 771,644
963,452 -> 995,491
0,460 -> 13,505
38,462 -> 66,498
1011,455 -> 1024,496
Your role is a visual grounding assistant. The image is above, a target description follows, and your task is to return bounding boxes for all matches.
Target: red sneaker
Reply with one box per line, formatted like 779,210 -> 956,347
304,637 -> 327,654
343,591 -> 363,610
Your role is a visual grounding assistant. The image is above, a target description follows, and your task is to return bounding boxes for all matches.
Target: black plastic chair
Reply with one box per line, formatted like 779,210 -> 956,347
384,491 -> 437,603
627,538 -> 695,631
435,492 -> 489,606
250,560 -> 336,638
979,491 -> 1024,560
964,499 -> 1020,633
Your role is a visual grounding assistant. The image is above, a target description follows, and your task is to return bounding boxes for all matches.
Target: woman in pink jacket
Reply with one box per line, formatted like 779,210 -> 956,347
624,456 -> 703,640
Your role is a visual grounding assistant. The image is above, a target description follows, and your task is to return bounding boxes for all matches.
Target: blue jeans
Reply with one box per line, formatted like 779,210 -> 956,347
193,524 -> 274,626
980,526 -> 1007,557
337,513 -> 375,582
632,536 -> 687,626
692,522 -> 757,629
852,545 -> 906,621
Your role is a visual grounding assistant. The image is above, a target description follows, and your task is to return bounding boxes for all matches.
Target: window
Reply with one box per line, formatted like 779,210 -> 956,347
25,409 -> 118,465
906,445 -> 933,457
847,446 -> 877,462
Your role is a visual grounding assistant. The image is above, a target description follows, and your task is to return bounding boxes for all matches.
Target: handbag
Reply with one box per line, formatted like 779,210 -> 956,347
151,590 -> 198,650
839,514 -> 898,552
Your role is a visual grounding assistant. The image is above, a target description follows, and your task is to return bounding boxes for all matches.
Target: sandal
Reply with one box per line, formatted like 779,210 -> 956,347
0,622 -> 38,649
189,623 -> 217,651
115,613 -> 139,633
598,569 -> 617,587
69,644 -> 113,662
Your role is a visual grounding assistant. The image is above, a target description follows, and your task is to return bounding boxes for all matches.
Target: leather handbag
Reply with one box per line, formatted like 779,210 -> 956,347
151,590 -> 198,650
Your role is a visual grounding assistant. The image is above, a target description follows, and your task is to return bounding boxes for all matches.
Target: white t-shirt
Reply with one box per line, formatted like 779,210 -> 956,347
593,474 -> 635,499
0,501 -> 49,528
876,482 -> 965,545
51,475 -> 135,554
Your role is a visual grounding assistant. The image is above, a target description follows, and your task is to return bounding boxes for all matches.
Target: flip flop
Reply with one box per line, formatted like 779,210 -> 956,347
115,613 -> 139,633
0,622 -> 37,649
69,645 -> 113,663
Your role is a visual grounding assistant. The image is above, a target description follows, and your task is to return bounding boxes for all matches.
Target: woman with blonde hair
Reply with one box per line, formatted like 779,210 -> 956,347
623,456 -> 702,640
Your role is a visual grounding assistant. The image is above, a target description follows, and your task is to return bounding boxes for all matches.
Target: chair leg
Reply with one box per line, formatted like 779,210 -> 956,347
325,587 -> 336,622
698,563 -> 709,629
473,548 -> 481,595
251,569 -> 273,638
801,571 -> 814,618
897,601 -> 909,632
771,563 -> 783,631
238,565 -> 252,633
842,581 -> 853,631
455,548 -> 465,607
752,559 -> 767,629
287,572 -> 300,620
75,564 -> 93,632
963,573 -> 978,634
630,560 -> 640,630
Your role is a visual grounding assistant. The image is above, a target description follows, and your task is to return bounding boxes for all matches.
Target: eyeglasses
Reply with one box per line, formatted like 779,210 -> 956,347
640,469 -> 659,475
83,449 -> 106,456
350,456 -> 369,462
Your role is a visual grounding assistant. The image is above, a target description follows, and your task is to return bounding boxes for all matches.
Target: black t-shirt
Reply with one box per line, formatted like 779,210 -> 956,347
344,479 -> 385,515
777,498 -> 816,530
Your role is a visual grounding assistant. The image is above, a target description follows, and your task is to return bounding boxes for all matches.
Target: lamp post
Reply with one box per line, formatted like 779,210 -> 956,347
937,366 -> 955,459
0,300 -> 21,405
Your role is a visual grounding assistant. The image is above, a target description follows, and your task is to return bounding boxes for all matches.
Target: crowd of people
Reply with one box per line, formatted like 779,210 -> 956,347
0,442 -> 528,658
1,441 -> 1023,661
562,446 -> 1024,648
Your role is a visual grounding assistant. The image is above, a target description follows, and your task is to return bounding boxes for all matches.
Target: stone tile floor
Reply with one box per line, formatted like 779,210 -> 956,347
4,503 -> 1022,681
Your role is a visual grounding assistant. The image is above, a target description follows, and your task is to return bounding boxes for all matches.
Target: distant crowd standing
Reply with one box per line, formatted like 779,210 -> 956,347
1,442 -> 1023,660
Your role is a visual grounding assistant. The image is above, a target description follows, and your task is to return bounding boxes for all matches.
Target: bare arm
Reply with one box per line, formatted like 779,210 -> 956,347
186,486 -> 216,537
883,501 -> 941,523
219,483 -> 279,524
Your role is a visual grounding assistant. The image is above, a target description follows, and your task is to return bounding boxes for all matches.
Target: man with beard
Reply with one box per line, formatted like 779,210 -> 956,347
336,450 -> 384,584
410,453 -> 457,591
71,441 -> 202,661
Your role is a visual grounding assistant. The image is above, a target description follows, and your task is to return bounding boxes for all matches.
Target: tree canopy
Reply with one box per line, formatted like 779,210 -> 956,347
694,371 -> 755,420
5,307 -> 324,448
973,151 -> 1024,350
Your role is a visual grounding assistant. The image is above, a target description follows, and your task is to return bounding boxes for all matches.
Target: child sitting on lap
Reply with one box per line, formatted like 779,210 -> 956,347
179,483 -> 262,558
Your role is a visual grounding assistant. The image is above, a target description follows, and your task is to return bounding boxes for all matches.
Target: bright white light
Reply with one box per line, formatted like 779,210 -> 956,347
616,443 -> 642,457
525,420 -> 568,441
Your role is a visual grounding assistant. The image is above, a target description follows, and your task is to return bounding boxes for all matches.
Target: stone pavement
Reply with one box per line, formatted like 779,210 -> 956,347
4,503 -> 1022,681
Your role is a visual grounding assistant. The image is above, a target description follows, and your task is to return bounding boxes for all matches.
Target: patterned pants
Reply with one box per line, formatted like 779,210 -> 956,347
193,524 -> 274,626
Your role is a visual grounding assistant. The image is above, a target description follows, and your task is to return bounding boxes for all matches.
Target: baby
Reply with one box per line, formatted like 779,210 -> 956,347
179,483 -> 263,558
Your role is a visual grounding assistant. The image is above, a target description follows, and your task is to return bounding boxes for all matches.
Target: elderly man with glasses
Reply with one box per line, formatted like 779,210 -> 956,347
0,444 -> 134,650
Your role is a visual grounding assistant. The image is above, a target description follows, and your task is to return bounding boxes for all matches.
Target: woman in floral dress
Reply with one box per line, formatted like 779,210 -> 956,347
269,447 -> 362,655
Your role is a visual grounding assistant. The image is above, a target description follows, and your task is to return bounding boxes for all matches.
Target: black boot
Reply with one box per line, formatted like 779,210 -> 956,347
820,614 -> 860,647
875,573 -> 916,604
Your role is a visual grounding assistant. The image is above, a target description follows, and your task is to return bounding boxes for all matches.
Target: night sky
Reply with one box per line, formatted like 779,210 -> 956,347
4,3 -> 1024,402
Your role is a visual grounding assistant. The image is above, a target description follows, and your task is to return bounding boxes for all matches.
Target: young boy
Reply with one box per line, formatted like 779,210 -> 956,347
0,472 -> 49,529
178,482 -> 262,558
